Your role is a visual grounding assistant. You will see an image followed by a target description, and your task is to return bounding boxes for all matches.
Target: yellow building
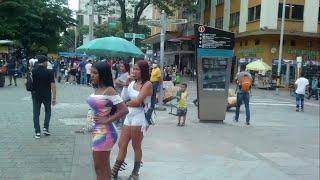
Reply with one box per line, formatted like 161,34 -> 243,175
202,0 -> 320,84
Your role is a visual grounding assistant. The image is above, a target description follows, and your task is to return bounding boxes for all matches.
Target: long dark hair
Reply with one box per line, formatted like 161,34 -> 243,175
92,61 -> 116,114
136,60 -> 150,84
122,63 -> 130,74
92,61 -> 114,88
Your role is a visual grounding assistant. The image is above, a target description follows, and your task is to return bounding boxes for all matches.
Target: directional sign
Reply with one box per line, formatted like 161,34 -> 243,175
125,33 -> 145,39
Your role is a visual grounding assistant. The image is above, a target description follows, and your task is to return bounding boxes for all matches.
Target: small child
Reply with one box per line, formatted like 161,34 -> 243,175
176,83 -> 188,126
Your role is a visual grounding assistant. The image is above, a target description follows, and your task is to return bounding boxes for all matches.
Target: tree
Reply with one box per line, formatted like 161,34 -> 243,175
92,0 -> 198,34
0,0 -> 76,56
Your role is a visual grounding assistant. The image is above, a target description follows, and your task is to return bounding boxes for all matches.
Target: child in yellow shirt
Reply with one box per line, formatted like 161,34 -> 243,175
176,83 -> 188,126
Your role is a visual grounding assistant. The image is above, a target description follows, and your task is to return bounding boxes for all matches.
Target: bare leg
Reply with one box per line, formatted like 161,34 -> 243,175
93,151 -> 109,180
182,115 -> 186,125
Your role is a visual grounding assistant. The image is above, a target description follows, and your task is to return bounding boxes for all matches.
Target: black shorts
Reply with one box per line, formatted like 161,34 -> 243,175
177,107 -> 187,116
7,69 -> 16,76
70,69 -> 77,76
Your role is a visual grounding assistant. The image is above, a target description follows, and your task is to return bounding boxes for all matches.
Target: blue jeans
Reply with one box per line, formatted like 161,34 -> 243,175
296,94 -> 305,109
235,93 -> 250,122
80,71 -> 87,85
151,82 -> 159,108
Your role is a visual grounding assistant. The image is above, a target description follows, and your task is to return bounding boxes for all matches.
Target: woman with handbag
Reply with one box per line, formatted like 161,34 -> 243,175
111,60 -> 153,180
87,62 -> 129,180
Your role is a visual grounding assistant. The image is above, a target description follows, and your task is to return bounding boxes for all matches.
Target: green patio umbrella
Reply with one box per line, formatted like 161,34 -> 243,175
76,37 -> 144,58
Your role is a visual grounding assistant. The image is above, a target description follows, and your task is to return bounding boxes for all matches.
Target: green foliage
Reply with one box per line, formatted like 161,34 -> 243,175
93,0 -> 197,34
0,0 -> 75,56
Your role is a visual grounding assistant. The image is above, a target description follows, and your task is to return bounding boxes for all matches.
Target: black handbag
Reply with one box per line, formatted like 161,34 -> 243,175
144,106 -> 156,125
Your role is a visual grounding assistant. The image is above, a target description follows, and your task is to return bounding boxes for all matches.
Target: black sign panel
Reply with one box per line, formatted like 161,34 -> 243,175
194,24 -> 235,57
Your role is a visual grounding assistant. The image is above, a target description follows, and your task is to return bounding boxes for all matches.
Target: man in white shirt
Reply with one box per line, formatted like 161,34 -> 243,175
29,57 -> 38,70
295,73 -> 309,112
85,60 -> 92,85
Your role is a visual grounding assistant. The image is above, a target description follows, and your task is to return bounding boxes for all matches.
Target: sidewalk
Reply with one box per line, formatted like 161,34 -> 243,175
0,78 -> 318,180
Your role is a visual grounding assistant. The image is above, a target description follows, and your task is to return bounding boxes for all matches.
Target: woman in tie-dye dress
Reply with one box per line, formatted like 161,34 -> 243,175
87,61 -> 128,180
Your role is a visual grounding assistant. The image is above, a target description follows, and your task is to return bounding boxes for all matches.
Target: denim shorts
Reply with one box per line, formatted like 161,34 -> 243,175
177,107 -> 187,116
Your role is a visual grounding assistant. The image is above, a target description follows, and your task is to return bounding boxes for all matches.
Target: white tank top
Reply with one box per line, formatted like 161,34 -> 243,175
127,81 -> 151,111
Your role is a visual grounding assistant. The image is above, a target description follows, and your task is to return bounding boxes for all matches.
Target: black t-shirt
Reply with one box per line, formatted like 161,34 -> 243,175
7,56 -> 17,69
32,66 -> 55,98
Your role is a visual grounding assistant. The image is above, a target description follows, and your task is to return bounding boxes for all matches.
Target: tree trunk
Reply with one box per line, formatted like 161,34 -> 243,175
117,0 -> 128,33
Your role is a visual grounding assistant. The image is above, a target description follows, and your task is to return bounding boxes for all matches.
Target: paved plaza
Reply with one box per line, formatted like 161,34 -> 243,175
0,77 -> 319,180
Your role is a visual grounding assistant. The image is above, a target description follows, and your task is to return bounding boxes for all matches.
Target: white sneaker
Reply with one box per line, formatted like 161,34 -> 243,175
35,133 -> 41,139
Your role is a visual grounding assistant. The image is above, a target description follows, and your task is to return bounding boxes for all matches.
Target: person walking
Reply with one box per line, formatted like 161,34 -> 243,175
6,53 -> 18,86
85,60 -> 92,85
295,73 -> 309,112
87,61 -> 128,180
79,58 -> 87,85
150,62 -> 162,108
111,60 -> 153,180
31,55 -> 56,139
234,66 -> 252,125
307,76 -> 318,100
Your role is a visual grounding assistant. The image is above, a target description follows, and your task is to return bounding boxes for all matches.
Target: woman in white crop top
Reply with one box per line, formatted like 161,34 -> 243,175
111,60 -> 153,180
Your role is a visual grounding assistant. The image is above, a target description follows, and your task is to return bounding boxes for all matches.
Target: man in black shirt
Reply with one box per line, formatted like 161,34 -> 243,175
32,55 -> 56,139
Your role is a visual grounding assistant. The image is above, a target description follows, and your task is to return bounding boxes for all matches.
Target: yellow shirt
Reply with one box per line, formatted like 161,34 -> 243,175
178,92 -> 187,108
150,68 -> 161,82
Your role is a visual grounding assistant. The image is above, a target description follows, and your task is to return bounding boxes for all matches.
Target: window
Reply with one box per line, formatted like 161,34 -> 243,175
255,40 -> 260,45
77,15 -> 84,26
204,0 -> 211,11
215,17 -> 223,29
240,41 -> 243,46
248,7 -> 255,21
245,41 -> 248,46
278,3 -> 290,19
291,5 -> 304,20
255,5 -> 261,20
98,16 -> 102,24
217,0 -> 224,5
290,40 -> 296,46
307,41 -> 312,47
248,5 -> 261,22
230,12 -> 240,26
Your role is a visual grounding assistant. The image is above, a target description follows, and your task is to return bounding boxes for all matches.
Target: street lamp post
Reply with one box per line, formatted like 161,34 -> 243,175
139,11 -> 187,111
88,0 -> 94,41
276,0 -> 286,95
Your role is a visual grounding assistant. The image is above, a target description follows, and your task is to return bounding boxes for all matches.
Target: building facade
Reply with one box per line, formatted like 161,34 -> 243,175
202,0 -> 320,84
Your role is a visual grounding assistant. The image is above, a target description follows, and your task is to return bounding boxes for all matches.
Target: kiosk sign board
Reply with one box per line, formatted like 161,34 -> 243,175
194,24 -> 235,121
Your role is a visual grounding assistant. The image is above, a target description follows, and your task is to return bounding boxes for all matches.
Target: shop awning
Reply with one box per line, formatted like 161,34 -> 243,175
246,60 -> 272,71
140,32 -> 179,44
164,50 -> 194,55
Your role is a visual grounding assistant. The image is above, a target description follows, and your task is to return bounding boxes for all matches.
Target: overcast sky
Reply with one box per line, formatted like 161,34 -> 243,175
68,0 -> 78,10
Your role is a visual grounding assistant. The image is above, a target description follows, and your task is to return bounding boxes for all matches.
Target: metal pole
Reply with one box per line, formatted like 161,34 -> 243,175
158,10 -> 166,111
74,26 -> 78,52
88,0 -> 94,41
276,0 -> 286,95
132,33 -> 135,65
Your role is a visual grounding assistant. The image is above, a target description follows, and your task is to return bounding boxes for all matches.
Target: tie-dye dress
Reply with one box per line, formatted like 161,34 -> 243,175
87,94 -> 123,151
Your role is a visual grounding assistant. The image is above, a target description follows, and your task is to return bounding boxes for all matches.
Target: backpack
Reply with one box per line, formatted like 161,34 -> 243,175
25,71 -> 33,91
239,75 -> 252,93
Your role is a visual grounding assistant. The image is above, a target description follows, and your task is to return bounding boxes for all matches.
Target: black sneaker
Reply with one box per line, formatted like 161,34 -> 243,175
246,122 -> 250,125
42,128 -> 51,136
233,116 -> 238,122
35,133 -> 41,139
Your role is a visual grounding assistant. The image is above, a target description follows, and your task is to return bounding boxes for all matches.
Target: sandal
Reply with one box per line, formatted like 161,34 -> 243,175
112,160 -> 127,179
177,123 -> 181,126
128,161 -> 142,180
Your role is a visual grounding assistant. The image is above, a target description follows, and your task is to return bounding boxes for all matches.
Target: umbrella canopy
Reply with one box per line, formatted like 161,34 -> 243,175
76,37 -> 144,58
246,60 -> 272,71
